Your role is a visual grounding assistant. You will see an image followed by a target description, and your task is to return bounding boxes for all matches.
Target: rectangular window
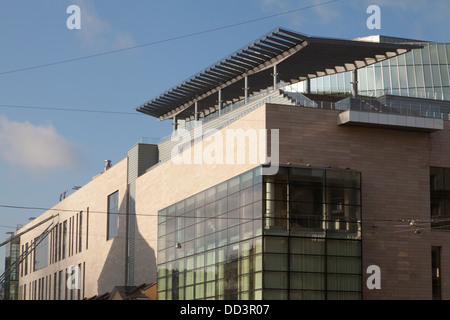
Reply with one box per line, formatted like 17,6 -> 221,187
34,233 -> 49,271
21,245 -> 24,277
24,243 -> 28,275
62,221 -> 67,259
107,191 -> 119,240
53,272 -> 57,300
86,208 -> 89,250
70,217 -> 74,255
79,211 -> 83,252
58,223 -> 62,261
432,246 -> 442,300
430,167 -> 450,229
76,213 -> 79,253
58,270 -> 63,300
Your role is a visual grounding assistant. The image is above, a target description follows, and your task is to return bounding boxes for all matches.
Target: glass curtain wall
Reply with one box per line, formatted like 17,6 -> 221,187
289,43 -> 450,102
263,167 -> 362,300
430,166 -> 450,230
157,166 -> 362,300
157,167 -> 263,300
4,237 -> 20,300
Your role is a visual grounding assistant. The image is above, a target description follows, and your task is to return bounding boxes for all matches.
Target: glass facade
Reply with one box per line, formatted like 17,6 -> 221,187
430,167 -> 450,230
157,166 -> 362,300
263,167 -> 362,300
4,236 -> 20,300
290,42 -> 450,102
157,167 -> 263,300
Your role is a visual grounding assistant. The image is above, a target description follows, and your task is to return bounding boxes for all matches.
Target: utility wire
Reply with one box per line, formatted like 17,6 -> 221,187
0,103 -> 140,115
0,0 -> 341,76
0,203 -> 428,224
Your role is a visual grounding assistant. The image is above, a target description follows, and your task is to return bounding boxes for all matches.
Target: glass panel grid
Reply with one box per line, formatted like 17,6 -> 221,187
157,167 -> 263,300
157,167 -> 361,300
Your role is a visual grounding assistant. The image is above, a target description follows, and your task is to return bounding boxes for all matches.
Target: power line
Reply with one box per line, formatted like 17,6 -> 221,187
0,103 -> 140,115
0,0 -> 341,76
0,203 -> 429,224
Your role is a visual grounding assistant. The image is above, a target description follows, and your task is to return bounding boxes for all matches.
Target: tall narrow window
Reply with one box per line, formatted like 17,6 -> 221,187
58,270 -> 63,300
76,213 -> 79,254
21,245 -> 24,277
68,217 -> 71,257
62,221 -> 67,259
79,211 -> 83,252
107,191 -> 119,240
58,223 -> 62,261
432,246 -> 442,300
86,208 -> 89,250
24,243 -> 28,275
53,272 -> 57,300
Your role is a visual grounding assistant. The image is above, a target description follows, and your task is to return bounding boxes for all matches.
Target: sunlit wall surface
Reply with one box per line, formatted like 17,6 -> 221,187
291,41 -> 450,102
157,167 -> 362,300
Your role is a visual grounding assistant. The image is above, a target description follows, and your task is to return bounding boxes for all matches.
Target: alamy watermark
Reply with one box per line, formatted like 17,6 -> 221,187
170,122 -> 279,175
366,265 -> 381,290
367,5 -> 381,30
66,5 -> 81,30
66,265 -> 81,290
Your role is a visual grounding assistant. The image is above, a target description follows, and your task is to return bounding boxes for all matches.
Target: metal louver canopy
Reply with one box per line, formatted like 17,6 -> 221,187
136,28 -> 420,121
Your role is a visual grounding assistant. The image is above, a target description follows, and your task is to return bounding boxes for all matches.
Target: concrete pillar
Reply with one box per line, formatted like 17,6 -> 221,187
173,115 -> 178,132
194,101 -> 199,122
244,76 -> 249,104
352,69 -> 358,98
305,78 -> 311,94
218,89 -> 222,115
273,64 -> 279,90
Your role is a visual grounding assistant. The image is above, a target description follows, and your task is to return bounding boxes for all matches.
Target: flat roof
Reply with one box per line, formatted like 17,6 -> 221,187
136,28 -> 421,121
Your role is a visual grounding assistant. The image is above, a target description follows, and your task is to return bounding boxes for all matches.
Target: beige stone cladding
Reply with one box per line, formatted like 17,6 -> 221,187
18,158 -> 129,300
265,103 -> 450,300
18,101 -> 450,300
133,102 -> 450,299
133,106 -> 267,286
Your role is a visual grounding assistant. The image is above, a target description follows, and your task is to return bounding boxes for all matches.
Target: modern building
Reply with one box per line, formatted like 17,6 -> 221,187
4,28 -> 450,300
1,234 -> 20,300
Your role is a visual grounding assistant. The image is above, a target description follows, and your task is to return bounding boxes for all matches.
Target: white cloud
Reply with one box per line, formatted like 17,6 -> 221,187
259,0 -> 341,28
0,115 -> 83,172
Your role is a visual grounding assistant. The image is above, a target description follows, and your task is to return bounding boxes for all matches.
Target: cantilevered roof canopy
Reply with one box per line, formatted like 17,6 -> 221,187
136,28 -> 421,121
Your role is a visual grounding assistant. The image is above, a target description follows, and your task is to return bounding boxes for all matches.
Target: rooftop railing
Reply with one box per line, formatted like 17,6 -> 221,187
335,97 -> 442,119
139,85 -> 450,146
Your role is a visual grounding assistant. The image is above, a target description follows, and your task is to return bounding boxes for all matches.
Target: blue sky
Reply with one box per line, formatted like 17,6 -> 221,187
1,0 -> 449,273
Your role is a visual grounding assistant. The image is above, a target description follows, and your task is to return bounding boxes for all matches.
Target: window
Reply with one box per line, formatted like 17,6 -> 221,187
432,246 -> 442,300
107,191 -> 119,240
430,167 -> 450,229
62,221 -> 67,259
24,243 -> 28,275
79,211 -> 83,252
58,270 -> 63,300
34,234 -> 49,271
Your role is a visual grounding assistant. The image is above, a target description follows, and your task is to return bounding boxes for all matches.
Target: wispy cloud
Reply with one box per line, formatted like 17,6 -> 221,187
359,0 -> 450,39
259,0 -> 341,29
0,115 -> 84,173
71,0 -> 136,50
